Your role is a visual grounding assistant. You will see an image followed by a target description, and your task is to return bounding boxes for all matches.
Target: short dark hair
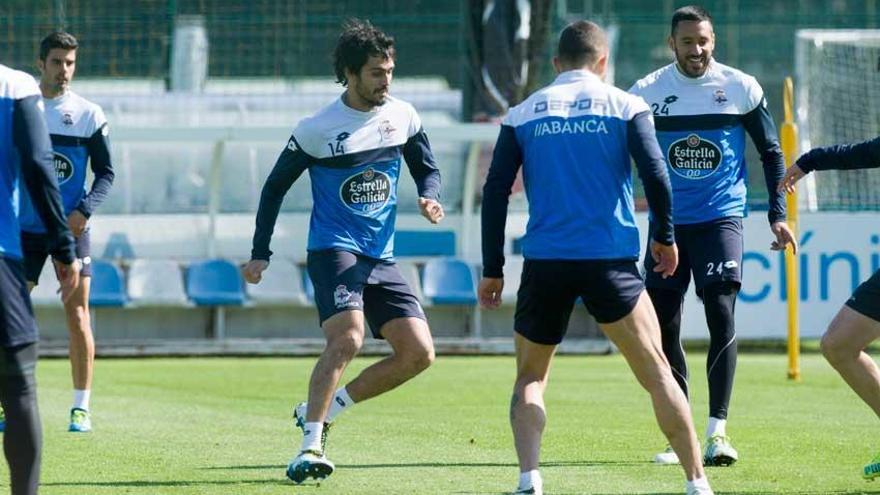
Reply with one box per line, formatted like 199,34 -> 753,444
39,31 -> 78,61
333,19 -> 395,86
557,21 -> 607,67
671,5 -> 713,35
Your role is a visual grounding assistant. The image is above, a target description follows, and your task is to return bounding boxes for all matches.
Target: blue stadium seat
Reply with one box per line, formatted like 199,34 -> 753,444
89,260 -> 128,307
186,259 -> 245,306
246,258 -> 309,306
127,259 -> 190,306
395,230 -> 456,257
421,258 -> 477,305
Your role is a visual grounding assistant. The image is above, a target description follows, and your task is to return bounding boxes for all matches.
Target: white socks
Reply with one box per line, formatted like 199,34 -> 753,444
519,469 -> 542,492
706,417 -> 726,438
301,422 -> 324,453
299,387 -> 355,453
686,476 -> 711,492
73,389 -> 90,411
326,387 -> 355,423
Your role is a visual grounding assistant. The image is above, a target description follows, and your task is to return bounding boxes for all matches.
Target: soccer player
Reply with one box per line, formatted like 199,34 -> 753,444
16,32 -> 114,434
629,5 -> 796,466
0,62 -> 79,495
242,19 -> 443,484
779,136 -> 880,480
480,21 -> 713,495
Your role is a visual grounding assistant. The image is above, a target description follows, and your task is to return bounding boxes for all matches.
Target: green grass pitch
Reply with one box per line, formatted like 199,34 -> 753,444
11,353 -> 880,494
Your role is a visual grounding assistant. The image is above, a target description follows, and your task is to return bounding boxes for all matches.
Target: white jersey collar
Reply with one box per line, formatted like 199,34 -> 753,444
553,69 -> 602,85
336,93 -> 386,117
43,90 -> 71,105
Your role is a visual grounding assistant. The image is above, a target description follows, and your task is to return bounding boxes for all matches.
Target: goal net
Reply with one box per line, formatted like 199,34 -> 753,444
795,29 -> 880,210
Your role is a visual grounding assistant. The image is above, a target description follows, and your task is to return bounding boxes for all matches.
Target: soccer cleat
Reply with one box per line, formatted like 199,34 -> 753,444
0,405 -> 5,433
863,452 -> 880,480
512,486 -> 541,495
703,434 -> 737,466
286,449 -> 334,484
293,402 -> 332,453
68,408 -> 92,432
654,444 -> 680,464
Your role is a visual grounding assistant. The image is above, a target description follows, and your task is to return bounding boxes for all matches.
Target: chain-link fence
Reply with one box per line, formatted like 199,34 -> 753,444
4,0 -> 880,213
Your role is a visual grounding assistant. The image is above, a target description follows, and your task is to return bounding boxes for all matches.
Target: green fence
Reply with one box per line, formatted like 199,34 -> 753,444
4,0 -> 880,211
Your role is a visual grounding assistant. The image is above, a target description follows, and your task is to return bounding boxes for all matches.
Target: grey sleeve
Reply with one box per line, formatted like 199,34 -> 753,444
627,111 -> 675,245
741,101 -> 787,224
77,125 -> 115,218
251,138 -> 311,261
481,125 -> 522,278
402,128 -> 442,201
797,136 -> 880,173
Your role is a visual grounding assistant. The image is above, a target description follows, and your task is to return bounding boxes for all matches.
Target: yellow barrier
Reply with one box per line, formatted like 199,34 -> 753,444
781,77 -> 800,381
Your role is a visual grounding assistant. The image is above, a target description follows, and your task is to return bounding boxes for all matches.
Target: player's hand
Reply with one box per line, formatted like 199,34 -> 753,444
53,258 -> 80,304
68,210 -> 88,237
778,163 -> 807,194
650,241 -> 678,279
770,221 -> 798,254
242,259 -> 269,284
418,197 -> 444,224
478,277 -> 504,309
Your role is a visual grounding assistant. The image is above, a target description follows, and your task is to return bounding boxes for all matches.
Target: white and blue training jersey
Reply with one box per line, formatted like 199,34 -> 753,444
0,65 -> 74,263
629,60 -> 786,225
481,69 -> 674,277
252,95 -> 441,261
19,90 -> 113,234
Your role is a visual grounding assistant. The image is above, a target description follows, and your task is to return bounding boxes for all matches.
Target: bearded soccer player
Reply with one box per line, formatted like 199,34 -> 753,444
15,32 -> 114,434
0,62 -> 79,495
629,5 -> 796,466
780,137 -> 880,480
243,19 -> 443,484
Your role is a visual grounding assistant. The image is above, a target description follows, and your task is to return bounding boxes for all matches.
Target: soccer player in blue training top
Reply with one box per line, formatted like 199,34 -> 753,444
0,62 -> 80,495
243,19 -> 444,485
780,136 -> 880,480
480,20 -> 713,495
629,5 -> 796,466
16,32 -> 114,434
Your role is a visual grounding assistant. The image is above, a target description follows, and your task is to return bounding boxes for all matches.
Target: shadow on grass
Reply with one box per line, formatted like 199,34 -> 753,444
199,459 -> 649,471
41,479 -> 293,488
717,492 -> 880,495
451,492 -> 880,495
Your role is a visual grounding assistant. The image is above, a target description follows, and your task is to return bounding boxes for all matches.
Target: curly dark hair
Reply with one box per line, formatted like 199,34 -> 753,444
333,18 -> 395,86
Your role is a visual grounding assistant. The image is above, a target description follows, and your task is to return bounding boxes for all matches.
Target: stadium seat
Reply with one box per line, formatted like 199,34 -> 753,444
395,230 -> 456,257
127,259 -> 189,306
29,262 -> 62,307
397,260 -> 426,302
246,258 -> 309,306
186,259 -> 245,306
421,258 -> 477,305
89,260 -> 128,307
501,258 -> 525,305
